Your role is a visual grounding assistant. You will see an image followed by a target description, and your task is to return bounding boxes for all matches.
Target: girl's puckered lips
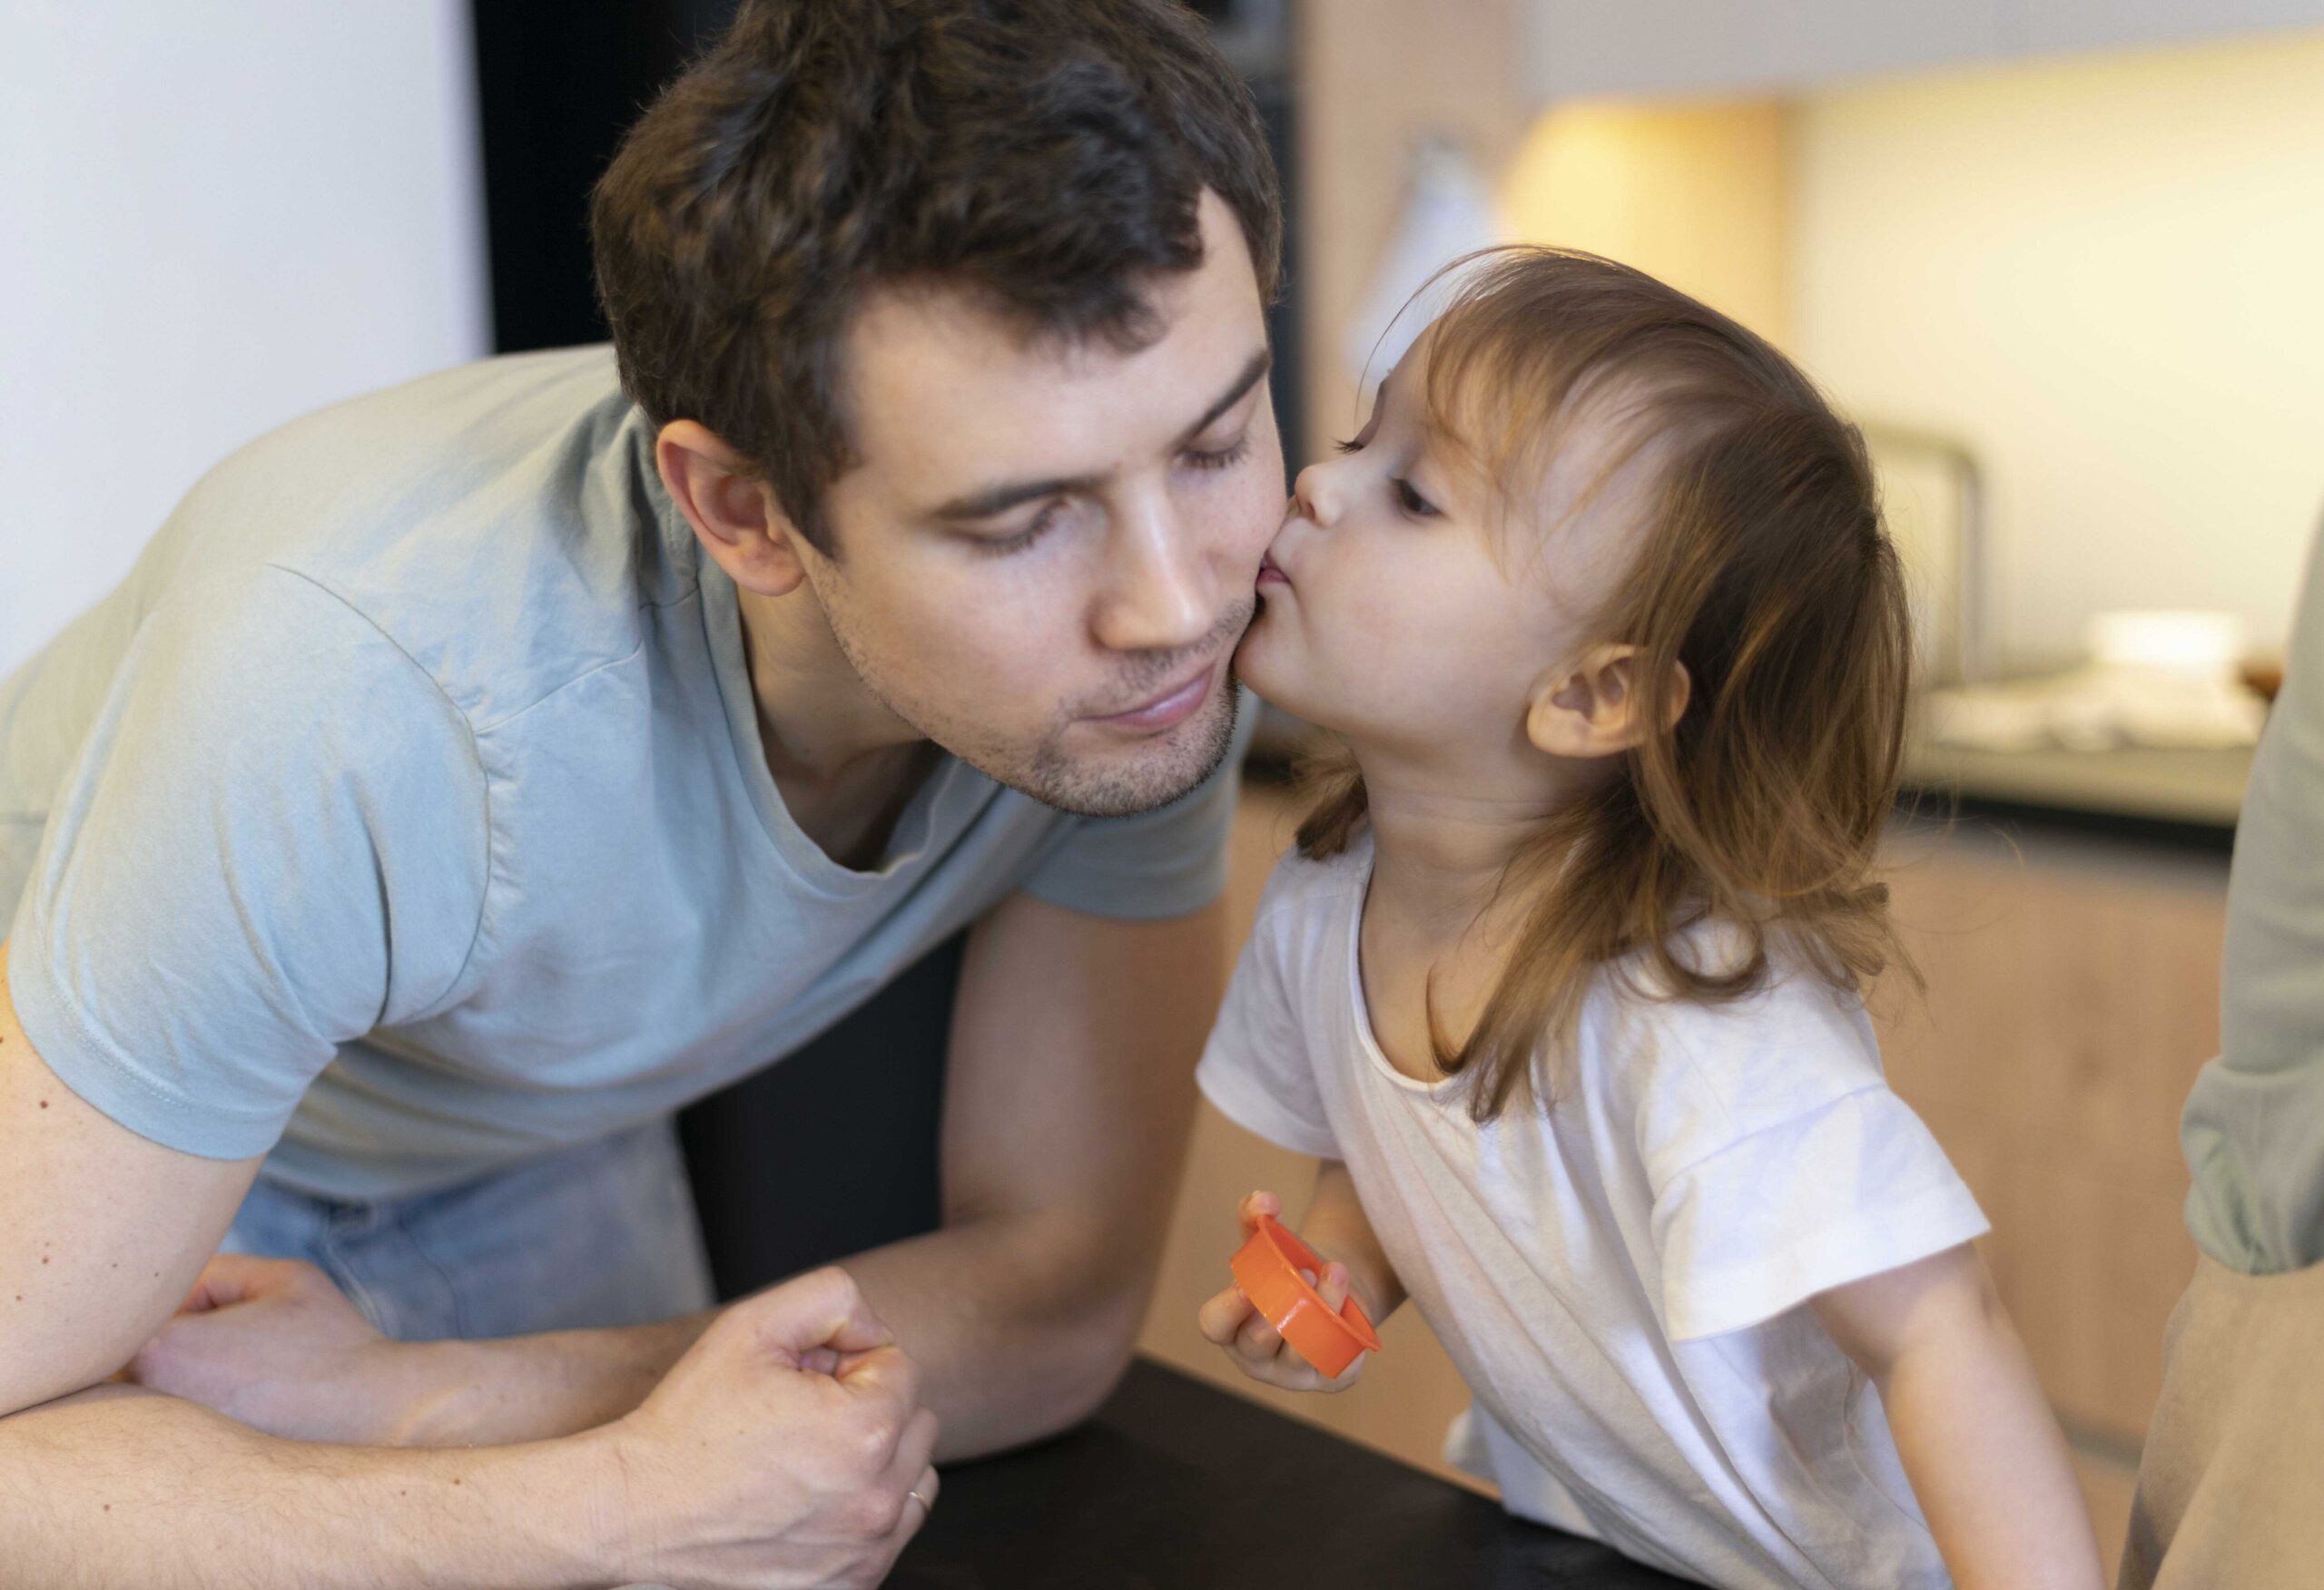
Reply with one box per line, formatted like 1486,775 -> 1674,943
1256,552 -> 1291,588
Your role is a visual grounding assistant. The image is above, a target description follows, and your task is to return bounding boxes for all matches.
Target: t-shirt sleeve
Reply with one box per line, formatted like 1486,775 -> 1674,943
1195,859 -> 1340,1160
5,568 -> 489,1160
1631,981 -> 1989,1341
2182,517 -> 2324,1273
1018,689 -> 1256,921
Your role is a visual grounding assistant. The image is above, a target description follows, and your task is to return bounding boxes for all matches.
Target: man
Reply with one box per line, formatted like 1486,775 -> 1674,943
0,1 -> 1285,1583
2120,515 -> 2324,1588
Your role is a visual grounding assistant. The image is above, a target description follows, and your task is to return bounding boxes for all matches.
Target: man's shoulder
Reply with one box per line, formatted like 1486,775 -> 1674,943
193,345 -> 629,523
155,346 -> 694,731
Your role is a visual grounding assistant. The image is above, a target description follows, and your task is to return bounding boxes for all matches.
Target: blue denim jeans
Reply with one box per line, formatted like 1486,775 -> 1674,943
221,1117 -> 716,1341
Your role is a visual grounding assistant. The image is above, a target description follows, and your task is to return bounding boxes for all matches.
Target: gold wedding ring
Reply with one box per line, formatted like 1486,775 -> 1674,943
908,1487 -> 933,1517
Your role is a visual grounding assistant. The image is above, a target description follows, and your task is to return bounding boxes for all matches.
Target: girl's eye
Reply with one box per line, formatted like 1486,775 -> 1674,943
1332,435 -> 1363,456
1185,436 -> 1253,474
1393,477 -> 1439,518
976,502 -> 1061,557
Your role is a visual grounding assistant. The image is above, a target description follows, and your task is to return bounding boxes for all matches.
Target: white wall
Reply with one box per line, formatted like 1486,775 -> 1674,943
1790,29 -> 2324,665
0,4 -> 490,675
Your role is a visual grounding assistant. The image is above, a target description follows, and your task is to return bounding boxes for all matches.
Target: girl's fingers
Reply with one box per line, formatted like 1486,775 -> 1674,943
1234,1309 -> 1284,1360
1317,1261 -> 1351,1312
1196,1284 -> 1256,1345
1236,1190 -> 1282,1236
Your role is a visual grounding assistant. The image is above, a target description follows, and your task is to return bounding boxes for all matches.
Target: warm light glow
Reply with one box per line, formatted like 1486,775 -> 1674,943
1497,99 -> 1791,343
1793,28 -> 2324,661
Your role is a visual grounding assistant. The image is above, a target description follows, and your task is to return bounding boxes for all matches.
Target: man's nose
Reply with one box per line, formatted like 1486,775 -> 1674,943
1093,491 -> 1216,656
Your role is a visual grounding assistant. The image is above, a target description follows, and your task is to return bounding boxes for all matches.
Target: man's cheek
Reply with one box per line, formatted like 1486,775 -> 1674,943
940,616 -> 1061,702
1230,474 -> 1286,559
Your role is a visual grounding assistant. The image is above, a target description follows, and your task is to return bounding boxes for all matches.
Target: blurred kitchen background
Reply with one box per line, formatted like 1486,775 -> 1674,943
7,2 -> 2324,1576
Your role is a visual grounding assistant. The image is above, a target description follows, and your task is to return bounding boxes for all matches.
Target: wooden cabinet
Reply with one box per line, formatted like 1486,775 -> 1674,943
1872,822 -> 2227,1445
1517,0 -> 2324,102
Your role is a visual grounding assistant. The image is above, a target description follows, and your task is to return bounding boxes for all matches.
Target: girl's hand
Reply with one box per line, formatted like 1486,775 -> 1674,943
1194,1191 -> 1368,1393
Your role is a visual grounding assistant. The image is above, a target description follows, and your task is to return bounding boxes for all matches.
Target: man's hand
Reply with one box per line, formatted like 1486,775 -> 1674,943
603,1265 -> 940,1590
124,1253 -> 447,1445
132,1258 -> 945,1589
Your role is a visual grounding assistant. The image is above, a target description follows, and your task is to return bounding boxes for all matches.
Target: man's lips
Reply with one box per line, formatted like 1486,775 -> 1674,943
1093,656 -> 1220,732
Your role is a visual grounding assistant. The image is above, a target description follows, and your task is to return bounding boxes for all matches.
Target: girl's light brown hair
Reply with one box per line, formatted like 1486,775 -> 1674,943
1299,247 -> 1914,1122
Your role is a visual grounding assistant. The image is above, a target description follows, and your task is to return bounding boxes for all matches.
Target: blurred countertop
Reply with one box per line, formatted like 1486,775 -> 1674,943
1251,708 -> 2252,853
1901,738 -> 2250,852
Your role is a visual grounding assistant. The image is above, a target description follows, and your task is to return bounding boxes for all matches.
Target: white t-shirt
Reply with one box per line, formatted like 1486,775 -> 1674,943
1196,837 -> 1988,1590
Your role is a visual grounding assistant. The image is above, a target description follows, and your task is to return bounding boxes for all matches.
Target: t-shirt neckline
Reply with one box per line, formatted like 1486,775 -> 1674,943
1345,837 -> 1472,1104
693,553 -> 976,898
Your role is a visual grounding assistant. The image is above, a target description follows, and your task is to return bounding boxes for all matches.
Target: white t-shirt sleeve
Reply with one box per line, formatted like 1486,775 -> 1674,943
1196,857 -> 1341,1161
1631,977 -> 1989,1341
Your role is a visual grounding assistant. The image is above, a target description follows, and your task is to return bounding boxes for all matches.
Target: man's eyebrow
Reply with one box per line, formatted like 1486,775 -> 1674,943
927,470 -> 1108,525
1170,346 -> 1273,451
927,346 -> 1273,525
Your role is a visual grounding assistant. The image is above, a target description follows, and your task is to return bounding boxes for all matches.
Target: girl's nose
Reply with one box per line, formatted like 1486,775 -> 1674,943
1292,458 -> 1344,528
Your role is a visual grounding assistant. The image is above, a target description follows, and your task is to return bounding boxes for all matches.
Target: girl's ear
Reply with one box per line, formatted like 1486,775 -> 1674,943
656,419 -> 815,597
1524,645 -> 1689,759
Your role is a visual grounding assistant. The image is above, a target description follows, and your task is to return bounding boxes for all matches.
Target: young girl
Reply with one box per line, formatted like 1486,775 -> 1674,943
1195,250 -> 2103,1589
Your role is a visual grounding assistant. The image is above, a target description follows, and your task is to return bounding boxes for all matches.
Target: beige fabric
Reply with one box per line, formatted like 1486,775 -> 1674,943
2120,1251 -> 2324,1589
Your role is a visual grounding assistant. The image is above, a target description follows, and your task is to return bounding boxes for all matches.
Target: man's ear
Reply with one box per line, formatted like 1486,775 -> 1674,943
655,420 -> 813,597
1524,643 -> 1689,759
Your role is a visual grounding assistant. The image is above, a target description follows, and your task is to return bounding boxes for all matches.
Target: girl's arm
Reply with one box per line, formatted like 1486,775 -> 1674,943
1296,1159 -> 1406,1323
1195,1161 -> 1405,1390
1811,1243 -> 2105,1590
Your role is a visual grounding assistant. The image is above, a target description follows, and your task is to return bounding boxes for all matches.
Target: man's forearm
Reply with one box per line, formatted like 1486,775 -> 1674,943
842,1211 -> 1148,1461
0,1385 -> 620,1589
393,1309 -> 715,1447
422,1211 -> 1139,1463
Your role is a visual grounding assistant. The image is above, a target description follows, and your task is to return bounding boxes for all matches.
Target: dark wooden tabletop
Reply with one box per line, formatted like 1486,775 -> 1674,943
889,1358 -> 1697,1590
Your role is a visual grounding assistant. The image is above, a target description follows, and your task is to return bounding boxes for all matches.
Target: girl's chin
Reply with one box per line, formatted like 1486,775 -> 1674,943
1229,624 -> 1289,700
1231,652 -> 1324,730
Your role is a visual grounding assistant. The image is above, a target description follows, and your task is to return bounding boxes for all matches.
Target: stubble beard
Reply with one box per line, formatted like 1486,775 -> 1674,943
817,600 -> 1250,820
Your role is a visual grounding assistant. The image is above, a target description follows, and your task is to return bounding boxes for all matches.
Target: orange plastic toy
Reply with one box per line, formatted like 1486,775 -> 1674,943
1228,1213 -> 1384,1379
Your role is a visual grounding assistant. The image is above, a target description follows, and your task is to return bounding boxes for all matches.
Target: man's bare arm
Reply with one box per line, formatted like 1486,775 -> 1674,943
199,890 -> 1226,1460
0,945 -> 265,1418
0,1384 -> 618,1590
0,947 -> 615,1586
3,947 -> 934,1588
848,890 -> 1222,1456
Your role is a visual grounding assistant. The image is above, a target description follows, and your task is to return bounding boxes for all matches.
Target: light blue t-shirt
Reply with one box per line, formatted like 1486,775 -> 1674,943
0,346 -> 1246,1200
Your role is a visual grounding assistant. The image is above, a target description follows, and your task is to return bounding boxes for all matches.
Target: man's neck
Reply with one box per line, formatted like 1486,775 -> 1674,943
735,584 -> 938,869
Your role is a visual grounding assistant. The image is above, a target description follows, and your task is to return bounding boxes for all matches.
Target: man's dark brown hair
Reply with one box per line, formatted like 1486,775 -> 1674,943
590,0 -> 1282,552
